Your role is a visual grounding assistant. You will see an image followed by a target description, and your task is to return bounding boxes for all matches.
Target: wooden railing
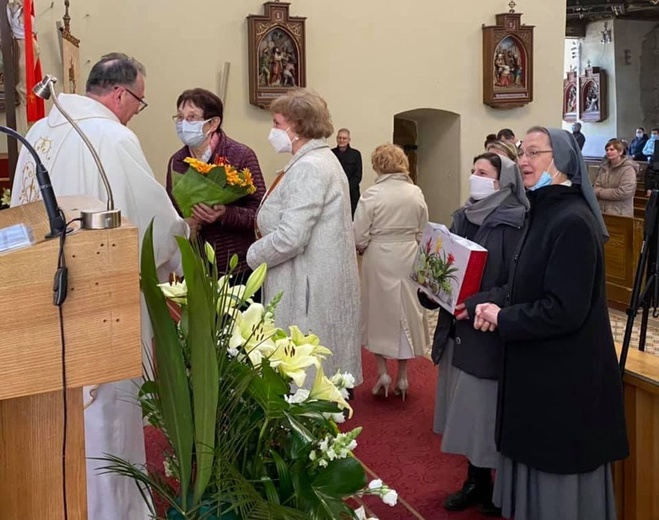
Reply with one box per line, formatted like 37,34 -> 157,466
615,345 -> 659,520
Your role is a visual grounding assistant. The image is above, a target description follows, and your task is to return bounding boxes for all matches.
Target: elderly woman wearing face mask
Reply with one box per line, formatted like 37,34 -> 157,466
246,88 -> 362,389
419,152 -> 528,515
464,127 -> 629,520
166,88 -> 266,284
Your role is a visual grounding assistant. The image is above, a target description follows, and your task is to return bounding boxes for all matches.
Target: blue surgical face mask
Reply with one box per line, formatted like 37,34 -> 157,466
528,161 -> 559,192
176,119 -> 211,148
528,171 -> 553,191
636,132 -> 644,138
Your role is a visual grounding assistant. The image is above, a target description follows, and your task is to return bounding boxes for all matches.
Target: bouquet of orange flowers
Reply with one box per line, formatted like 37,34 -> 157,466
171,156 -> 257,218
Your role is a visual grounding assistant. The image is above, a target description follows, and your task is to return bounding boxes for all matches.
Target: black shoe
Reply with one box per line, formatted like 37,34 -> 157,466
443,463 -> 493,512
443,481 -> 483,511
477,501 -> 503,517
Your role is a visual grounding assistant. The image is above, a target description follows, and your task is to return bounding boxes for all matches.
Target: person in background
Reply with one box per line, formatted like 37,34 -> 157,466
593,138 -> 637,217
571,122 -> 586,150
484,133 -> 498,150
166,88 -> 266,285
486,139 -> 518,161
354,143 -> 429,401
465,127 -> 628,520
642,128 -> 659,160
247,88 -> 362,388
11,52 -> 188,520
496,128 -> 517,146
629,127 -> 649,161
422,153 -> 527,516
332,128 -> 363,218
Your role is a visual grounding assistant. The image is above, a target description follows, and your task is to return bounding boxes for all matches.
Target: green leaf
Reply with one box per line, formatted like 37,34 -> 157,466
311,458 -> 367,497
177,236 -> 220,505
140,221 -> 193,508
246,362 -> 289,419
270,449 -> 293,500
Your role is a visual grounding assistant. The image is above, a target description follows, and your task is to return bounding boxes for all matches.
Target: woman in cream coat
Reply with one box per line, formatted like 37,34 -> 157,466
247,89 -> 362,387
354,143 -> 430,399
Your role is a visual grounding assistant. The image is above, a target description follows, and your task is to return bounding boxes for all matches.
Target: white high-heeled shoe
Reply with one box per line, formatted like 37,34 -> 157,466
394,378 -> 409,401
372,373 -> 392,397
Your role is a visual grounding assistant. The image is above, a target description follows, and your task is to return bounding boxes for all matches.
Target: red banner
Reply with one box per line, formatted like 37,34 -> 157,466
23,0 -> 45,123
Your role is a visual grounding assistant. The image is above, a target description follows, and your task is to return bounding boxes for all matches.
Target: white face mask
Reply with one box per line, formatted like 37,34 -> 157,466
176,119 -> 211,148
268,127 -> 294,154
469,174 -> 497,201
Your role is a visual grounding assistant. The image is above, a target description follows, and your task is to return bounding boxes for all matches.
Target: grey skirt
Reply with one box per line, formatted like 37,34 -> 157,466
494,455 -> 617,520
434,339 -> 499,469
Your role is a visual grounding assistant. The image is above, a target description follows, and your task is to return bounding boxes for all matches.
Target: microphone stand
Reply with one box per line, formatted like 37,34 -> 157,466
0,125 -> 66,238
33,75 -> 121,230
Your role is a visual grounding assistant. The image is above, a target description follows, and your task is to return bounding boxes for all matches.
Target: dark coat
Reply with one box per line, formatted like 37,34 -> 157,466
572,131 -> 586,150
331,145 -> 362,215
468,185 -> 628,474
448,203 -> 525,379
630,134 -> 649,161
167,130 -> 267,275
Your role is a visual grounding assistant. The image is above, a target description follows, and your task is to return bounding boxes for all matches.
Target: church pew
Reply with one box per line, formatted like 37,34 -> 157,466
603,214 -> 644,310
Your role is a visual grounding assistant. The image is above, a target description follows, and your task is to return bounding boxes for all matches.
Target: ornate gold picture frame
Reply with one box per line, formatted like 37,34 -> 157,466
247,2 -> 306,109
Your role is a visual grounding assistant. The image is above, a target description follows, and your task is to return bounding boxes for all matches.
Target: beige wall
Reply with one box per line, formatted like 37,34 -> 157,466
23,0 -> 564,225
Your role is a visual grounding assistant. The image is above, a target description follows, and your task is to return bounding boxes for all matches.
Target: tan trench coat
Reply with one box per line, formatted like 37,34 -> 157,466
354,173 -> 430,358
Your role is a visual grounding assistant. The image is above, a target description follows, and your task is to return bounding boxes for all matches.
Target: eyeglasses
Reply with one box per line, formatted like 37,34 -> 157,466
171,115 -> 206,123
123,87 -> 148,112
518,149 -> 553,159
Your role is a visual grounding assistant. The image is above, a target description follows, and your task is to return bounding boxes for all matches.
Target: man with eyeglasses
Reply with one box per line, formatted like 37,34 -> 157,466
11,52 -> 187,520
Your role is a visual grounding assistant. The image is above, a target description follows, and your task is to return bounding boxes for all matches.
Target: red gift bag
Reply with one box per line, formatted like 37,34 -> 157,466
411,223 -> 488,314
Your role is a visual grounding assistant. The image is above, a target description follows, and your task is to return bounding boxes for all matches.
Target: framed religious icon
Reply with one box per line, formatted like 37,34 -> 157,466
562,70 -> 578,123
247,1 -> 306,109
580,67 -> 607,123
482,11 -> 534,109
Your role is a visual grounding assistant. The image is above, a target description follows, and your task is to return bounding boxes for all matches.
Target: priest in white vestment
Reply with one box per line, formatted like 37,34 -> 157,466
11,53 -> 188,520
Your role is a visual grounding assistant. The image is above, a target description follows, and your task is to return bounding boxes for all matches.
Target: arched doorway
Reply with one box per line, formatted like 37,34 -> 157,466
393,109 -> 461,225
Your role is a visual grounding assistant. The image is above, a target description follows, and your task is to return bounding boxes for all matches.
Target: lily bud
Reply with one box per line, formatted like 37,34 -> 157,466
243,263 -> 267,300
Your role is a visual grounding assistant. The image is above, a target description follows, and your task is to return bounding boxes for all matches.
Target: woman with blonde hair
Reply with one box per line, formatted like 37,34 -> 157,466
354,143 -> 429,399
487,139 -> 518,161
247,88 -> 362,388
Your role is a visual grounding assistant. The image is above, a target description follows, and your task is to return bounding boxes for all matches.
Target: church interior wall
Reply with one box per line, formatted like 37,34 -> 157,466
563,19 -> 658,159
614,19 -> 657,142
10,0 -> 565,224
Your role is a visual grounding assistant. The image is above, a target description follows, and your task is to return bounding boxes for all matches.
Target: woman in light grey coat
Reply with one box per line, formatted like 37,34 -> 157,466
247,89 -> 362,387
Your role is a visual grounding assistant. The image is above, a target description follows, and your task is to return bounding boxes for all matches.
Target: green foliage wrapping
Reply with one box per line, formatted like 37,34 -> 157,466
171,169 -> 251,218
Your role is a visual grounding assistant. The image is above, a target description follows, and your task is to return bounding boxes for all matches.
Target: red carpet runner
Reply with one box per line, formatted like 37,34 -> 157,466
343,350 -> 487,520
145,350 -> 487,519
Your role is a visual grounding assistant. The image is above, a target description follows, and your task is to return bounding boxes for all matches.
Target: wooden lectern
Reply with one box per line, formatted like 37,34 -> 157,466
0,196 -> 142,519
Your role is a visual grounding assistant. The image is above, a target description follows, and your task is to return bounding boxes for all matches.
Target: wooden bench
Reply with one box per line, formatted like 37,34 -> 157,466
604,214 -> 644,310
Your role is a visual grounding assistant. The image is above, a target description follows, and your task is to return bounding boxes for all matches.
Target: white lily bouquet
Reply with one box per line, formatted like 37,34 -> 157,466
100,223 -> 396,520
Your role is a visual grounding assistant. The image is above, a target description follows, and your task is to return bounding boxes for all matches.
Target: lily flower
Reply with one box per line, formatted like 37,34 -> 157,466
288,325 -> 333,361
157,278 -> 188,304
309,366 -> 353,418
270,337 -> 320,387
228,303 -> 277,367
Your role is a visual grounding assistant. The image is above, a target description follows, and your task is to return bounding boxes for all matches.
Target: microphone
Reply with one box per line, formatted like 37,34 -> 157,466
1,125 -> 66,238
33,75 -> 121,230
